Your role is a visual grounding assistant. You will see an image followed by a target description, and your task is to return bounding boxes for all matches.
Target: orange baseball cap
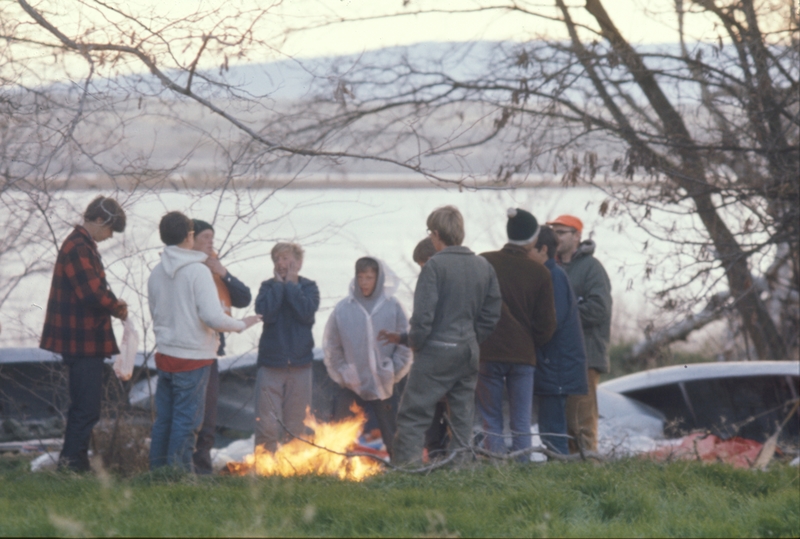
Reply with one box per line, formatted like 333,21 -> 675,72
546,215 -> 583,233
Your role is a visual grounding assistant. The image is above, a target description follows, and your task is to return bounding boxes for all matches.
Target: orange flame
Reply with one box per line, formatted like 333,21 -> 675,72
225,405 -> 384,481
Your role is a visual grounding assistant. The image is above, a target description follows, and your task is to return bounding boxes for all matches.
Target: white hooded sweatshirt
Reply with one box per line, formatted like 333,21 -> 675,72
323,258 -> 412,401
148,246 -> 245,359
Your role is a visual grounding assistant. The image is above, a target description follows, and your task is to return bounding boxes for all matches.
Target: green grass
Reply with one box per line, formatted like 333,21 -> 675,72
1,454 -> 798,537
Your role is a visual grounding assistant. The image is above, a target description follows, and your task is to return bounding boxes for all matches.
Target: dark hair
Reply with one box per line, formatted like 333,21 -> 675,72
413,237 -> 436,265
355,257 -> 379,275
84,196 -> 126,232
159,211 -> 194,246
535,225 -> 557,260
193,219 -> 214,235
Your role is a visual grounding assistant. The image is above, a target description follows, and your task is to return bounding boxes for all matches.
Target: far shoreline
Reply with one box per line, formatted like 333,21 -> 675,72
25,174 -> 644,191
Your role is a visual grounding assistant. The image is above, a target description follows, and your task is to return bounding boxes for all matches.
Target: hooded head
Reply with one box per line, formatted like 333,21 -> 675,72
349,257 -> 399,314
353,257 -> 383,312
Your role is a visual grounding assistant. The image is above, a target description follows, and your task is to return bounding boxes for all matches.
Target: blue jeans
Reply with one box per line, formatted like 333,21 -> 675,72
476,361 -> 534,460
149,366 -> 211,472
537,394 -> 569,455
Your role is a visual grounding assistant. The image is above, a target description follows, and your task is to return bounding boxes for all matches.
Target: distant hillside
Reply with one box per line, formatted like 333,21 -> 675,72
19,41 -> 706,185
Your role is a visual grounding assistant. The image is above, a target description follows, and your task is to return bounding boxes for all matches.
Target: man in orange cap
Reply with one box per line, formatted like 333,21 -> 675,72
546,214 -> 612,454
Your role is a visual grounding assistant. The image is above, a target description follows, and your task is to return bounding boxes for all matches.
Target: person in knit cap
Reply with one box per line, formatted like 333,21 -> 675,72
546,214 -> 612,454
477,208 -> 557,460
323,257 -> 412,457
190,219 -> 252,474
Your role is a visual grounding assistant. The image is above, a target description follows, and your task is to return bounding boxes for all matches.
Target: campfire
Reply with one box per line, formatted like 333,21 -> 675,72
225,405 -> 384,481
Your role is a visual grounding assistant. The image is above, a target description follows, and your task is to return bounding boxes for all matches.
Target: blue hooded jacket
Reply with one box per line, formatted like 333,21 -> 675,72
534,258 -> 589,396
255,276 -> 320,368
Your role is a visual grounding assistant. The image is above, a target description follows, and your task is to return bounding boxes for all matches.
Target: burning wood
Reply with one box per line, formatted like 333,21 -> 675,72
224,405 -> 384,481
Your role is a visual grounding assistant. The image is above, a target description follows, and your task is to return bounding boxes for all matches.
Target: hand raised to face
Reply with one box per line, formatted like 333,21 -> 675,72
204,256 -> 227,277
286,258 -> 300,284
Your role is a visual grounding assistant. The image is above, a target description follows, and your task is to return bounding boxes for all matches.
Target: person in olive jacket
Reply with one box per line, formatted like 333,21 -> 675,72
529,226 -> 588,455
546,215 -> 612,453
478,208 -> 557,460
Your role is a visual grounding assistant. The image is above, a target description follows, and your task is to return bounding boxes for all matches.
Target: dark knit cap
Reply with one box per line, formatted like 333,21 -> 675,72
506,208 -> 540,245
193,219 -> 214,235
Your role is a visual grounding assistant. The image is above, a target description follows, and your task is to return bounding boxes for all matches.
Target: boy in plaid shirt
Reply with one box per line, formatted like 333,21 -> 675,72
41,196 -> 128,472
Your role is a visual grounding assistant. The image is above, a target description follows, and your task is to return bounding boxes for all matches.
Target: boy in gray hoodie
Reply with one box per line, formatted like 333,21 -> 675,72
323,257 -> 412,457
148,212 -> 260,471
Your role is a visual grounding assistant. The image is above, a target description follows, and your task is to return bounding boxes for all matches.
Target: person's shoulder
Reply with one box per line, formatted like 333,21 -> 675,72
550,263 -> 571,286
333,295 -> 351,310
577,252 -> 608,275
185,260 -> 212,275
61,227 -> 90,252
299,276 -> 318,287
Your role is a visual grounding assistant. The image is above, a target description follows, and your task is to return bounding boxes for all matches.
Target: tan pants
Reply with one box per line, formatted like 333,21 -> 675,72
566,368 -> 600,453
254,365 -> 312,453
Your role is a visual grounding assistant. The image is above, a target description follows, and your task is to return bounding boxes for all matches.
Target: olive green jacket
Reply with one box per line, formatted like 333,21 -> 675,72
561,240 -> 612,373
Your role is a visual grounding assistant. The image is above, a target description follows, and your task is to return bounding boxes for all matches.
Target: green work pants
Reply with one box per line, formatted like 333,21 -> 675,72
393,341 -> 479,466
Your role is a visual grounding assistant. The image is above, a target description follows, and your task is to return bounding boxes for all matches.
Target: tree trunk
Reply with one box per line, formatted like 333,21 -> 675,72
580,0 -> 788,359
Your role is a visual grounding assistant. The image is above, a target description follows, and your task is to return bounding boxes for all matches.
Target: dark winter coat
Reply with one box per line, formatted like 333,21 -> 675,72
560,240 -> 612,373
534,258 -> 588,395
479,244 -> 557,366
217,272 -> 251,356
255,276 -> 320,368
40,226 -> 122,358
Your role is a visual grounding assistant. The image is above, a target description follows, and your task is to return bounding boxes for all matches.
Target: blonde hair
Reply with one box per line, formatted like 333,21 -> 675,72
427,205 -> 464,246
271,242 -> 304,263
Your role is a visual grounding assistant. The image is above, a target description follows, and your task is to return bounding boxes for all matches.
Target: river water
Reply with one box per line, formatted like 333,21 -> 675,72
0,186 -> 699,355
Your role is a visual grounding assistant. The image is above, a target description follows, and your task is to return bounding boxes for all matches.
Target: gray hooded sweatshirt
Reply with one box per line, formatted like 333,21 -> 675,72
323,258 -> 412,401
148,245 -> 245,359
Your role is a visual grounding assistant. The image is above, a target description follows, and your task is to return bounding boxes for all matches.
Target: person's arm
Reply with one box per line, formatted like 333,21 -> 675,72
223,272 -> 252,308
284,279 -> 320,325
408,261 -> 439,350
255,280 -> 285,324
551,269 -> 572,329
530,268 -> 557,347
389,301 -> 413,382
322,311 -> 358,389
194,268 -> 246,332
64,242 -> 122,316
475,265 -> 502,344
577,260 -> 612,328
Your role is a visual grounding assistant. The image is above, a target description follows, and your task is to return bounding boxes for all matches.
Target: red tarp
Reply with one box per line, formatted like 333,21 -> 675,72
647,433 -> 767,468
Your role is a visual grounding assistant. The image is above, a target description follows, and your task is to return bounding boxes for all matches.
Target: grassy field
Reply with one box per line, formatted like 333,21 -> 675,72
1,454 -> 798,537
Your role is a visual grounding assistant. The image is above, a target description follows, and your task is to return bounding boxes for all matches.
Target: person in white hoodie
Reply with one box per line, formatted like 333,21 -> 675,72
323,257 -> 412,457
147,211 -> 260,472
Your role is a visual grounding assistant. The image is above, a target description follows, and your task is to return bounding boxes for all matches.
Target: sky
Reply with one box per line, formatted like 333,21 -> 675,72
54,0 -> 719,60
9,0 -> 728,84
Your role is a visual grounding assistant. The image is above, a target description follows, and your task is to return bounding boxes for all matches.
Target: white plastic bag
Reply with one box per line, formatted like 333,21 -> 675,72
113,317 -> 138,381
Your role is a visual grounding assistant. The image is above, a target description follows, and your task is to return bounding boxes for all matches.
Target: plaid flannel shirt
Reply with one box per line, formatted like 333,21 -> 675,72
40,226 -> 121,358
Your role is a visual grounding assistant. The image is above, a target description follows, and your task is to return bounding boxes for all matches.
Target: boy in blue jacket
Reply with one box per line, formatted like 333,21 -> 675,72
529,226 -> 588,455
254,242 -> 320,452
